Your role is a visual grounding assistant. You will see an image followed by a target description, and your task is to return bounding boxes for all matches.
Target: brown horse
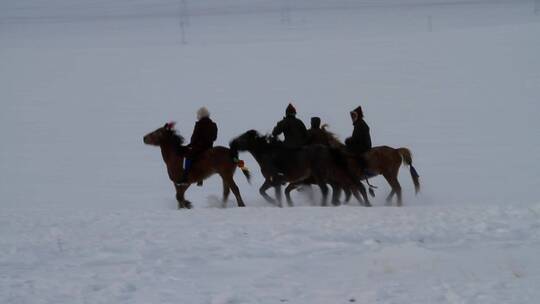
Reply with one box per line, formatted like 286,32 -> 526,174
359,146 -> 420,206
323,128 -> 421,206
143,122 -> 251,209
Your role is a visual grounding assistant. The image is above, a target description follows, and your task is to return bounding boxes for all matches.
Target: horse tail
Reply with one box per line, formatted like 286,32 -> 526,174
239,165 -> 251,184
229,148 -> 251,184
397,148 -> 420,195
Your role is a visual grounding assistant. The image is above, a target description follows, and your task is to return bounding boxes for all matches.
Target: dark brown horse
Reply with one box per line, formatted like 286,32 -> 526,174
143,122 -> 250,209
284,166 -> 371,207
323,128 -> 420,206
281,125 -> 372,207
230,130 -> 367,207
230,130 -> 318,206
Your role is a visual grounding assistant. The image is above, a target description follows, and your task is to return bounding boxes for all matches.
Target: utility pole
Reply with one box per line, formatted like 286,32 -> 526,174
179,0 -> 189,44
280,0 -> 291,26
180,0 -> 190,26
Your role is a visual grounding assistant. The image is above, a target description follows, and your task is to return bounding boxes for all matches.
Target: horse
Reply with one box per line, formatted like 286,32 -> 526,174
277,124 -> 373,207
229,130 -> 368,207
283,166 -> 371,207
143,122 -> 251,209
322,128 -> 420,206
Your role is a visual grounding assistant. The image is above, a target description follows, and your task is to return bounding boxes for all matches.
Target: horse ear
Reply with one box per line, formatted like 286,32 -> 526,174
165,122 -> 176,130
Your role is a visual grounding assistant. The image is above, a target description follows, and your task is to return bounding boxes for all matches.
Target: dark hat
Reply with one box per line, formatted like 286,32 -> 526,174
286,103 -> 297,116
311,117 -> 321,129
351,106 -> 364,118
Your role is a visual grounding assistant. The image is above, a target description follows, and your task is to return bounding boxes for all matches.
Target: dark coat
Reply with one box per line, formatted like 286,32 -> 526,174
272,115 -> 308,149
307,128 -> 329,145
345,118 -> 372,154
187,117 -> 217,159
307,117 -> 330,145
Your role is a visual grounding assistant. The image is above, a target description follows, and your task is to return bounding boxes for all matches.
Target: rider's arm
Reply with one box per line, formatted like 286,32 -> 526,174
211,122 -> 218,142
190,121 -> 202,145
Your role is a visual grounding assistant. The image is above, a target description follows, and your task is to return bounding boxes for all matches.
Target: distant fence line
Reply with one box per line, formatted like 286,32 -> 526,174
1,0 -> 529,23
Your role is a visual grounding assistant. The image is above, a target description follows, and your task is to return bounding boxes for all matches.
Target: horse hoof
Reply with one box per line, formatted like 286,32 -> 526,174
178,201 -> 192,209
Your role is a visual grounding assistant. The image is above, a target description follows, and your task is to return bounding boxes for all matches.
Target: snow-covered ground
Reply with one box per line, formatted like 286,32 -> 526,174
1,1 -> 540,303
2,205 -> 540,303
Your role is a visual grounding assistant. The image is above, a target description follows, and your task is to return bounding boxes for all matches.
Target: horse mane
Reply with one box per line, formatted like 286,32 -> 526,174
166,129 -> 186,154
321,124 -> 345,148
247,130 -> 283,149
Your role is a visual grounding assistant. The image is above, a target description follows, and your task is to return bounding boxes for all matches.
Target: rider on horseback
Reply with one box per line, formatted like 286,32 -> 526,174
267,103 -> 309,183
272,103 -> 308,149
179,107 -> 218,185
345,106 -> 372,173
307,116 -> 330,145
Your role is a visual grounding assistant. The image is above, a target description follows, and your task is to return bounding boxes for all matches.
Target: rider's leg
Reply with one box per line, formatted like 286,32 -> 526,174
179,158 -> 192,185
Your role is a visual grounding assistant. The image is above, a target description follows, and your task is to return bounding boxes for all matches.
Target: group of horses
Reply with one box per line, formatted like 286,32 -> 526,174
143,122 -> 420,209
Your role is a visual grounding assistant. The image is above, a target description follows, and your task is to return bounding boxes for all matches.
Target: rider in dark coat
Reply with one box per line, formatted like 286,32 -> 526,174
307,116 -> 329,145
345,106 -> 372,154
179,107 -> 217,185
345,106 -> 372,173
266,103 -> 308,183
272,103 -> 308,149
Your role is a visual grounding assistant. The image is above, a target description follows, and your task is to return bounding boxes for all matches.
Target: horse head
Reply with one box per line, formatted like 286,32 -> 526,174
230,129 -> 264,152
143,122 -> 184,147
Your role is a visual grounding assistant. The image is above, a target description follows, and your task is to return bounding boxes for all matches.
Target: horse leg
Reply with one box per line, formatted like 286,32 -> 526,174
318,182 -> 329,206
357,182 -> 371,207
222,179 -> 231,206
228,179 -> 246,208
343,187 -> 352,204
382,173 -> 395,205
175,184 -> 192,209
274,182 -> 283,207
383,173 -> 402,206
351,188 -> 364,206
331,184 -> 342,206
384,190 -> 395,206
218,171 -> 245,208
393,179 -> 403,207
259,179 -> 277,205
285,183 -> 299,207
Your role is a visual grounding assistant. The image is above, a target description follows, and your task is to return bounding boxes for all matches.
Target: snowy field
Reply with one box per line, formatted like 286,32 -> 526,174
1,0 -> 540,303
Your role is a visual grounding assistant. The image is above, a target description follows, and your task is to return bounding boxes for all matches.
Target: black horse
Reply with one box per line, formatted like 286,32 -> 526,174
230,130 -> 369,207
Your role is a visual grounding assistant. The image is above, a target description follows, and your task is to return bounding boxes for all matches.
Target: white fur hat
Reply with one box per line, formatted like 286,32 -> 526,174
197,107 -> 210,120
